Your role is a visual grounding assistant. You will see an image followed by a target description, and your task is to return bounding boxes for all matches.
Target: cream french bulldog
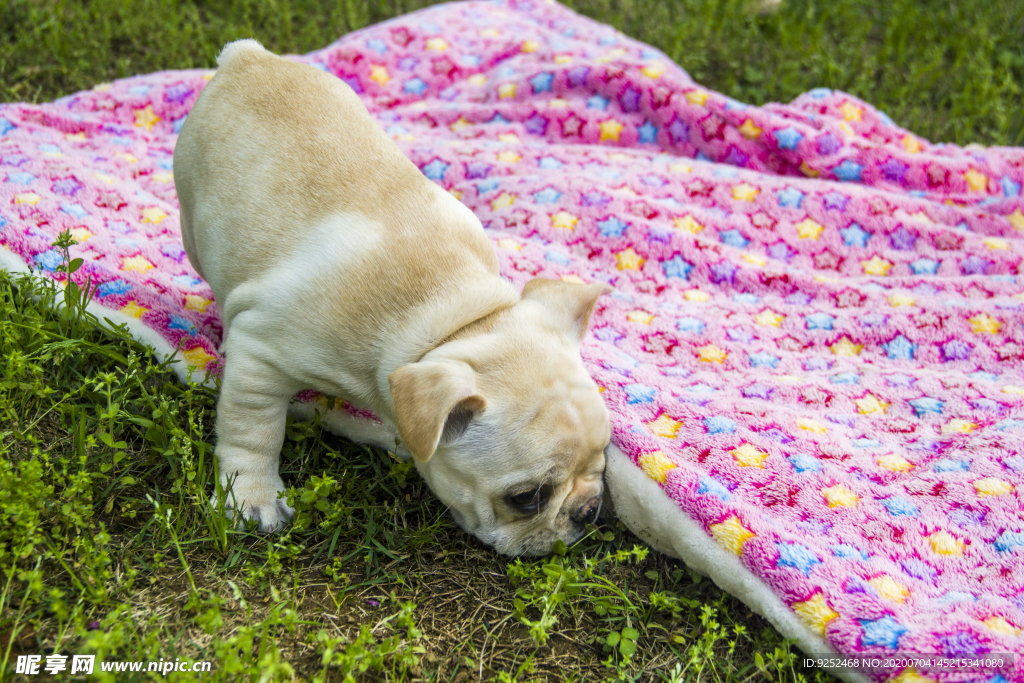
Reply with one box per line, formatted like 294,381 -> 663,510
172,40 -> 612,556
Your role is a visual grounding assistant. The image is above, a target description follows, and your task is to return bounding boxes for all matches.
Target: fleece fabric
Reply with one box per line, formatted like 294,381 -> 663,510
1,1 -> 1022,680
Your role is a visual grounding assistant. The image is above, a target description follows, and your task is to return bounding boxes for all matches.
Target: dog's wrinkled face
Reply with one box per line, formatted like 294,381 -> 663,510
389,279 -> 612,556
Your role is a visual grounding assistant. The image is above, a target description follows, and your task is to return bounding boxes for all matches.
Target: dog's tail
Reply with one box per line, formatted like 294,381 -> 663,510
216,39 -> 268,68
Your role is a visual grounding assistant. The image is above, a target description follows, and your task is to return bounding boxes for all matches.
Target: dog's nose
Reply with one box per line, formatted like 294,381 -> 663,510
572,496 -> 601,526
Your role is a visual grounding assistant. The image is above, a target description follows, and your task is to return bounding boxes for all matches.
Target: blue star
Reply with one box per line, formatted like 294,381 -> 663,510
733,293 -> 760,304
538,156 -> 563,169
853,437 -> 881,448
719,229 -> 749,248
0,118 -> 15,137
994,530 -> 1024,553
789,453 -> 821,474
687,383 -> 716,394
840,223 -> 870,247
743,384 -> 772,399
777,187 -> 804,208
366,38 -> 388,54
881,497 -> 919,517
697,477 -> 731,500
884,373 -> 914,388
97,279 -> 132,297
909,258 -> 939,275
403,78 -> 428,95
704,416 -> 735,434
60,203 -> 88,219
586,95 -> 609,110
860,616 -> 908,650
34,249 -> 63,271
638,121 -> 658,143
488,113 -> 510,125
128,84 -> 151,95
996,419 -> 1024,432
809,88 -> 831,99
933,459 -> 969,473
624,384 -> 656,404
776,543 -> 820,575
833,544 -> 868,560
831,373 -> 860,385
805,313 -> 834,330
663,255 -> 693,280
968,371 -> 999,382
532,187 -> 562,204
173,116 -> 187,134
460,54 -> 481,67
775,127 -> 803,150
833,160 -> 863,181
475,178 -> 500,193
908,397 -> 944,417
172,275 -> 202,289
1002,176 -> 1021,197
881,334 -> 916,360
421,159 -> 449,180
597,216 -> 628,237
7,172 -> 35,184
168,315 -> 197,336
530,72 -> 553,93
748,352 -> 779,368
676,317 -> 704,333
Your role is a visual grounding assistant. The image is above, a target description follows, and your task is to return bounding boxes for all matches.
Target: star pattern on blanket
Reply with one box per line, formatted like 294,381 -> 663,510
1,1 -> 1023,680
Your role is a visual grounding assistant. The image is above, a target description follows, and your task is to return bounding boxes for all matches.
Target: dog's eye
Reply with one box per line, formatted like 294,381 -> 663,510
507,485 -> 551,512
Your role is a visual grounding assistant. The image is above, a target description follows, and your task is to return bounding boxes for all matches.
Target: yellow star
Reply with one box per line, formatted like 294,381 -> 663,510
983,617 -> 1020,636
928,530 -> 962,556
964,168 -> 988,191
821,485 -> 858,508
892,669 -> 934,683
497,239 -> 521,251
498,83 -> 517,99
14,192 -> 41,205
908,211 -> 933,223
121,255 -> 154,272
685,90 -> 708,106
599,119 -> 624,142
596,48 -> 627,63
152,172 -> 174,183
467,74 -> 487,86
498,133 -> 520,144
497,150 -> 520,164
973,477 -> 1012,496
838,121 -> 855,136
1004,385 -> 1024,395
521,40 -> 540,53
983,237 -> 1009,250
607,153 -> 631,162
861,255 -> 893,275
182,346 -> 216,371
641,62 -> 665,79
117,152 -> 138,163
141,206 -> 167,224
425,38 -> 448,51
370,65 -> 390,86
877,454 -> 912,472
941,419 -> 977,435
69,228 -> 92,242
93,82 -> 111,92
65,132 -> 86,141
547,98 -> 569,108
796,419 -> 827,435
696,344 -> 726,363
449,188 -> 463,201
741,253 -> 765,266
888,293 -> 916,307
134,105 -> 161,131
184,295 -> 212,312
732,443 -> 768,468
626,310 -> 655,324
638,450 -> 676,484
799,161 -> 820,177
868,576 -> 909,604
969,313 -> 1001,334
553,54 -> 572,64
669,163 -> 692,173
1008,209 -> 1024,232
732,183 -> 759,201
738,118 -> 762,140
551,211 -> 578,230
792,594 -> 839,637
795,218 -> 824,239
855,393 -> 888,415
615,247 -> 645,271
840,102 -> 863,122
710,515 -> 754,555
490,192 -> 515,210
449,117 -> 471,133
94,172 -> 116,184
754,309 -> 784,327
684,289 -> 709,302
673,215 -> 704,234
560,274 -> 584,284
647,414 -> 682,439
830,336 -> 864,357
119,301 -> 148,318
479,28 -> 500,38
614,184 -> 637,195
902,135 -> 921,153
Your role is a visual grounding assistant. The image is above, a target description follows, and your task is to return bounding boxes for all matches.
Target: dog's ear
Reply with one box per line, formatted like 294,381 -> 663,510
522,278 -> 612,341
389,360 -> 486,463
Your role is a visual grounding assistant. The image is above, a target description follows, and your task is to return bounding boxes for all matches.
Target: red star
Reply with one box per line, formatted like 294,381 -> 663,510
391,28 -> 414,47
651,87 -> 672,109
643,333 -> 677,355
629,201 -> 659,219
561,115 -> 583,137
432,58 -> 455,77
926,164 -> 948,187
700,114 -> 725,140
867,197 -> 892,215
835,289 -> 865,307
813,249 -> 842,270
778,336 -> 808,352
686,179 -> 713,197
95,191 -> 126,211
932,232 -> 962,250
602,66 -> 625,83
751,212 -> 777,229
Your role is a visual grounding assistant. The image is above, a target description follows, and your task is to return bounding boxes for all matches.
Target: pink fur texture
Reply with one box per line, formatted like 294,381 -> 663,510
1,1 -> 1022,679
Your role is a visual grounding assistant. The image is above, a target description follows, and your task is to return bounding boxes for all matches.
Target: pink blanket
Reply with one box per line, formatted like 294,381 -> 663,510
2,1 -> 1022,680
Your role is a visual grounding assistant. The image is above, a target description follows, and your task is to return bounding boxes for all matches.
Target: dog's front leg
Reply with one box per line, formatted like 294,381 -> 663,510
213,344 -> 299,532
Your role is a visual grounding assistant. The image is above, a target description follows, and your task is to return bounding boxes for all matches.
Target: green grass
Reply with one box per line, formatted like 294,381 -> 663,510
1,0 -> 1022,680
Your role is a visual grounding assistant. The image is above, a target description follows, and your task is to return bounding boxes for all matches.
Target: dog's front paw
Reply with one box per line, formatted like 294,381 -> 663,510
220,474 -> 295,533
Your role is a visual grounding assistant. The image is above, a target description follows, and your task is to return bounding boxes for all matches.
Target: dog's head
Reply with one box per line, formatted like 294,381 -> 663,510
388,278 -> 612,556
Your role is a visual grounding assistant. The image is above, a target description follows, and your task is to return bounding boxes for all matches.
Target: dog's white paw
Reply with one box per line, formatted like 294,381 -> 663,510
220,474 -> 295,533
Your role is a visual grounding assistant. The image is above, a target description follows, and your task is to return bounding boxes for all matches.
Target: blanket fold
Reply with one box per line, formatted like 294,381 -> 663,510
2,1 -> 1022,680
